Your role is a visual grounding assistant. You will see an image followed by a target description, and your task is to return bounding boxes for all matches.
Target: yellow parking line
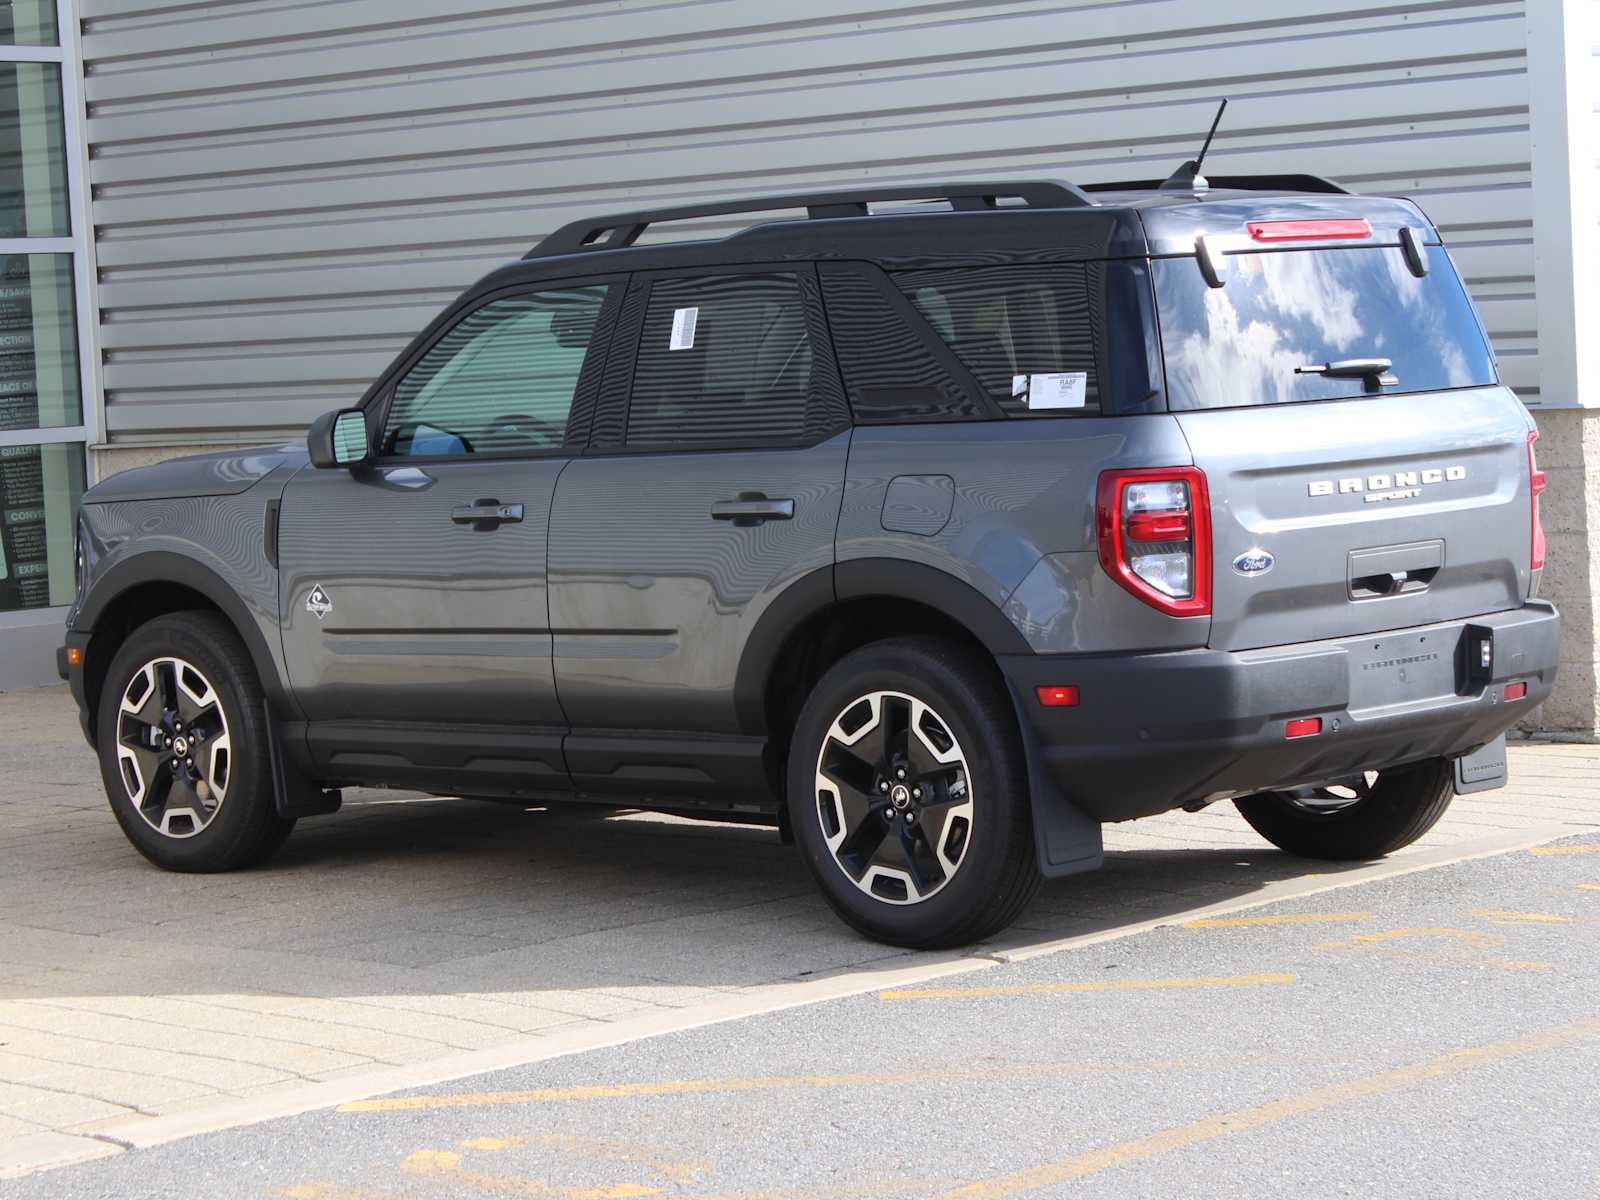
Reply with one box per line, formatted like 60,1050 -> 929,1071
340,1057 -> 1260,1114
1346,927 -> 1501,946
400,1149 -> 660,1198
931,1015 -> 1600,1199
878,974 -> 1295,1001
1577,884 -> 1600,892
454,1136 -> 707,1185
1473,910 -> 1573,924
1182,911 -> 1371,928
1530,844 -> 1600,856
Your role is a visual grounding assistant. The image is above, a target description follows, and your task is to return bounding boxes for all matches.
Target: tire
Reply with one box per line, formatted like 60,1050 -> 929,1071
96,610 -> 295,872
1233,759 -> 1455,861
786,636 -> 1042,949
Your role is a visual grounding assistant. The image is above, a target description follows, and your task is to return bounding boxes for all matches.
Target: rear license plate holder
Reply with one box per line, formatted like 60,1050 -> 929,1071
1348,630 -> 1454,711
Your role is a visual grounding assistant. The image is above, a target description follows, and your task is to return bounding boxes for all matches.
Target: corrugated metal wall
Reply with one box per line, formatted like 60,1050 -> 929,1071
79,0 -> 1540,445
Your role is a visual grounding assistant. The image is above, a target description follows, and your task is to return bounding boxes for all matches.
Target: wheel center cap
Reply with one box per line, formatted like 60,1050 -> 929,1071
890,783 -> 912,810
172,736 -> 189,757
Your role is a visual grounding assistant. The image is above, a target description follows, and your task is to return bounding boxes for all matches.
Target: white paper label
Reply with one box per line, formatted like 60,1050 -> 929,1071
1023,371 -> 1087,410
669,306 -> 699,351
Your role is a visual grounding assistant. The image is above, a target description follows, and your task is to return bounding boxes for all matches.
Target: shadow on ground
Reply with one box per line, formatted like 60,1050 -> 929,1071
3,771 -> 1355,1002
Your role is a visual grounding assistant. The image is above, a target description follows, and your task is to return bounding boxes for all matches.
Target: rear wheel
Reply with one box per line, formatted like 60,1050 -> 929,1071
97,611 -> 294,872
1233,759 -> 1455,860
786,637 -> 1041,949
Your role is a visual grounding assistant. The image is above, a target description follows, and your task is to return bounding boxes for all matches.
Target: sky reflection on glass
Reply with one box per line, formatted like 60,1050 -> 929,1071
1155,245 -> 1496,410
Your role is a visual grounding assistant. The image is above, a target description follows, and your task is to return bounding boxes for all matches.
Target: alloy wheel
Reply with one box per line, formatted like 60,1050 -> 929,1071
813,689 -> 974,904
115,657 -> 232,839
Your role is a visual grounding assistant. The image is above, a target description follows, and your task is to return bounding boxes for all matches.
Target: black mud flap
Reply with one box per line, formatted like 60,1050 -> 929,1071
1454,733 -> 1509,795
265,703 -> 342,818
1006,683 -> 1104,878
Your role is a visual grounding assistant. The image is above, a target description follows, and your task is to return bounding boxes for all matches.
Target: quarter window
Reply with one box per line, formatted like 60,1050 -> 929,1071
383,285 -> 609,458
627,273 -> 812,447
896,265 -> 1100,416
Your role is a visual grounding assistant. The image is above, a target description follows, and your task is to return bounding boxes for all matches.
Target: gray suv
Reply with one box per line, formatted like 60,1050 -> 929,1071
59,175 -> 1560,948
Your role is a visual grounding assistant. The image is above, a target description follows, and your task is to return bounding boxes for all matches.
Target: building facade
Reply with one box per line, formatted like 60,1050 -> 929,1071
2,0 -> 1596,737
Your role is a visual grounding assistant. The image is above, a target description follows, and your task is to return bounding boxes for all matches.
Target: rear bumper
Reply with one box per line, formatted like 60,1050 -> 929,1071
999,601 -> 1560,823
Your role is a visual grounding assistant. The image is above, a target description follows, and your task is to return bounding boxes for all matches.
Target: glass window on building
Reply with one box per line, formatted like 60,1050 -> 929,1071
0,62 -> 67,236
0,4 -> 89,622
0,1 -> 56,46
0,440 -> 81,609
0,255 -> 79,430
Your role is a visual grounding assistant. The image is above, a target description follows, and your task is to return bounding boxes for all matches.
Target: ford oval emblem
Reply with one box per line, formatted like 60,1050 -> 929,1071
1232,549 -> 1275,577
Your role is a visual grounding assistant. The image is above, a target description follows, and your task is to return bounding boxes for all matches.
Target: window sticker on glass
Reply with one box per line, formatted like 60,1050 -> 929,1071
669,306 -> 699,351
1018,372 -> 1087,409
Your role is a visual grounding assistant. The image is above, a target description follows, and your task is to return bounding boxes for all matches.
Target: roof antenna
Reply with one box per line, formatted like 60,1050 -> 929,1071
1161,97 -> 1228,193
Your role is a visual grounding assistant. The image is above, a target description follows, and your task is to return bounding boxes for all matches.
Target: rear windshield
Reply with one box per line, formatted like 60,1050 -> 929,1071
1153,244 -> 1497,410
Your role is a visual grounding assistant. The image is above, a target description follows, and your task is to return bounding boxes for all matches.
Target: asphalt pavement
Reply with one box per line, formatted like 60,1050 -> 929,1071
8,833 -> 1598,1200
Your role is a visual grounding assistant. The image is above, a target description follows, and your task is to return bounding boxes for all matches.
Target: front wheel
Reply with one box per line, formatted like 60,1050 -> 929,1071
786,637 -> 1041,949
1233,759 -> 1455,861
97,611 -> 295,872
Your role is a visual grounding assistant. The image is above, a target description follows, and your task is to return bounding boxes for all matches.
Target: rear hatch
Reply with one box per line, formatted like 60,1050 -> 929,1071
1146,199 -> 1538,652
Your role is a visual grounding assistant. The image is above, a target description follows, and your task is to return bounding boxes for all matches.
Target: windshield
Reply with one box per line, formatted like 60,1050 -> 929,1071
1153,244 -> 1497,410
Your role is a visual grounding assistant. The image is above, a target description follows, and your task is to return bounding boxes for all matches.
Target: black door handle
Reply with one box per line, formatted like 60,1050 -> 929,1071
711,493 -> 795,526
452,499 -> 524,530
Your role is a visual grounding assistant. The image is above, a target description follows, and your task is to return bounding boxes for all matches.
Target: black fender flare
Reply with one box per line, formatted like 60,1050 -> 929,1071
75,550 -> 296,715
733,557 -> 1031,734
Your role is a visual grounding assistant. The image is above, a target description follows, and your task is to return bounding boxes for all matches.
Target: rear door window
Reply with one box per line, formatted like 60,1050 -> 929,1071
626,273 -> 812,447
1153,245 -> 1497,410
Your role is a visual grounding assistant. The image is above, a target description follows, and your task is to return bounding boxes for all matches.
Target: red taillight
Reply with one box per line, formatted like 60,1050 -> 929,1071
1528,429 -> 1547,571
1035,685 -> 1080,708
1096,467 -> 1211,618
1284,717 -> 1322,739
1503,682 -> 1528,702
1246,218 -> 1371,242
1126,511 -> 1192,542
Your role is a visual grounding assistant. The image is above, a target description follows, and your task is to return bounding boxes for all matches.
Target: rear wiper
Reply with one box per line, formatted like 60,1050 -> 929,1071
1295,357 -> 1398,387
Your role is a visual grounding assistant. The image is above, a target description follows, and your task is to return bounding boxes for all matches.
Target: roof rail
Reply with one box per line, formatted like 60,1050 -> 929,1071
1079,173 -> 1352,196
527,179 -> 1096,258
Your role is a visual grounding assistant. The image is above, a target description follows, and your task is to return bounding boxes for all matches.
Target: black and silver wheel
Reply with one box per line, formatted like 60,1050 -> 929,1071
114,655 -> 233,839
97,611 -> 294,872
788,637 -> 1041,949
814,688 -> 975,905
1234,759 -> 1455,861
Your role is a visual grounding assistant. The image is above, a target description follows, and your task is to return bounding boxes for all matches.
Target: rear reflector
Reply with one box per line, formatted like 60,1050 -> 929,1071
1528,430 -> 1547,571
1503,682 -> 1528,702
1246,218 -> 1371,242
1284,717 -> 1322,739
1036,685 -> 1079,708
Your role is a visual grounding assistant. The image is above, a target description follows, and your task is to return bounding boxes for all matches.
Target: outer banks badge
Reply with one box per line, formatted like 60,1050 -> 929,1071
306,584 -> 334,620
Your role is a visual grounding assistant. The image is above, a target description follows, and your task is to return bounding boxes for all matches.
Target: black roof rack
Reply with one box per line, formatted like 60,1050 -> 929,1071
527,179 -> 1096,258
1079,173 -> 1351,196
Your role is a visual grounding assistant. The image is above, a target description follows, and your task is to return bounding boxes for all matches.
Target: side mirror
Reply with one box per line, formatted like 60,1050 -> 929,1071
308,409 -> 371,469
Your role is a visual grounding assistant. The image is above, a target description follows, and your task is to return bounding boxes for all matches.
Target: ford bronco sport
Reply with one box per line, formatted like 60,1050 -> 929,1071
60,173 -> 1559,948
